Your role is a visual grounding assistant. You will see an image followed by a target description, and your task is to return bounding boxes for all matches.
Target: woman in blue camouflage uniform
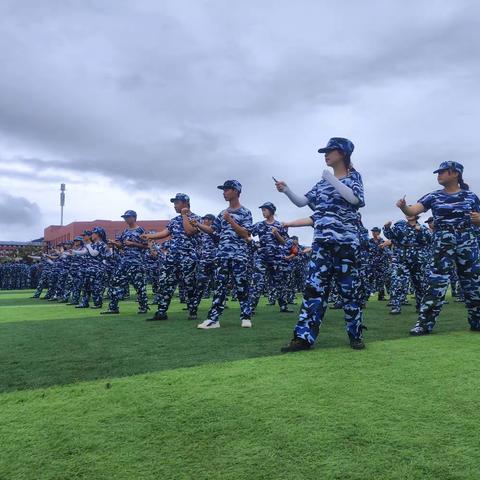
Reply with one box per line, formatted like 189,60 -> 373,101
397,161 -> 480,335
277,137 -> 366,351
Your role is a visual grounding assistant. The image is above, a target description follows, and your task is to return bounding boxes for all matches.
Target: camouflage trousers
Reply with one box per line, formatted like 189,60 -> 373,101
418,230 -> 480,331
196,259 -> 216,303
390,249 -> 427,310
250,257 -> 288,312
293,242 -> 363,345
33,269 -> 50,297
81,267 -> 106,307
206,257 -> 252,322
108,261 -> 148,311
155,256 -> 198,316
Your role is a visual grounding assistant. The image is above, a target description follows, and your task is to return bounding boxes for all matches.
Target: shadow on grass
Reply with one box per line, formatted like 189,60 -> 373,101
0,296 -> 470,393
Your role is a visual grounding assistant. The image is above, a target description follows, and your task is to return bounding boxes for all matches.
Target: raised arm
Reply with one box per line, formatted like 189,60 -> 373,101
275,181 -> 310,207
142,229 -> 170,241
396,197 -> 425,217
282,217 -> 314,228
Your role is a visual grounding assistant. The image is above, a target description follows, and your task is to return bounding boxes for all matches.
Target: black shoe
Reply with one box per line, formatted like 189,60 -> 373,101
137,309 -> 149,314
100,310 -> 119,315
470,326 -> 480,332
30,296 -> 39,299
389,308 -> 401,315
402,301 -> 411,306
75,305 -> 89,309
279,309 -> 294,313
146,313 -> 168,321
409,325 -> 430,336
281,338 -> 311,353
90,305 -> 102,309
349,337 -> 365,350
188,313 -> 198,321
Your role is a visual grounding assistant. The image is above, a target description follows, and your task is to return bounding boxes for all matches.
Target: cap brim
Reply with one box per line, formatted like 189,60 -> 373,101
318,148 -> 330,153
169,198 -> 176,203
217,185 -> 226,190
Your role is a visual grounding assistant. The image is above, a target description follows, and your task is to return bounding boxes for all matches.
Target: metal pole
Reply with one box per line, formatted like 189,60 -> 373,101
60,184 -> 66,226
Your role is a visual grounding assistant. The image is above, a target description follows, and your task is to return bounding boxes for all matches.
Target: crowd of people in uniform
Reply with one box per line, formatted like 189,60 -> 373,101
0,262 -> 41,290
20,137 -> 480,352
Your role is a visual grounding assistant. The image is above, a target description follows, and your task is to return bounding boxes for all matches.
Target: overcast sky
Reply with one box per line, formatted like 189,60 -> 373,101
1,0 -> 479,244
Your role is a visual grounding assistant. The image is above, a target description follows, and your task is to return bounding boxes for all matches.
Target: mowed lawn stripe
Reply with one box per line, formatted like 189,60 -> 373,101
0,291 -> 470,393
0,332 -> 479,480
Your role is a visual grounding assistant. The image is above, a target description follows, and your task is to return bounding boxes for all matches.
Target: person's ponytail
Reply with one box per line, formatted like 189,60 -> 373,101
458,173 -> 469,190
343,154 -> 356,173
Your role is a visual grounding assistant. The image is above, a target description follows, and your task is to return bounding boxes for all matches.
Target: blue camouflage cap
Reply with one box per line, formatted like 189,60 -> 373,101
65,240 -> 74,246
74,236 -> 84,242
217,180 -> 242,193
170,193 -> 190,203
318,137 -> 355,156
433,161 -> 464,175
83,230 -> 92,236
259,202 -> 276,213
121,210 -> 137,218
92,226 -> 107,242
371,227 -> 381,233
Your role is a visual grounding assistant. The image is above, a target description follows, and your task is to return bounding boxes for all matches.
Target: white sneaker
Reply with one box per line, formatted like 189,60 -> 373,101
197,320 -> 220,329
241,319 -> 252,328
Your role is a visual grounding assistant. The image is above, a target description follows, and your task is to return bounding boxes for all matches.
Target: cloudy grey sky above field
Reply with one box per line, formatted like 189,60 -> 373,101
0,0 -> 479,242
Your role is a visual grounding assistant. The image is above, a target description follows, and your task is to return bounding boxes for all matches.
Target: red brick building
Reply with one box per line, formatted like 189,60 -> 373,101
44,220 -> 169,246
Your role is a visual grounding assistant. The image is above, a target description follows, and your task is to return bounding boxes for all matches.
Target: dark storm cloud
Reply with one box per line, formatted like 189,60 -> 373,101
0,194 -> 41,226
0,0 -> 479,239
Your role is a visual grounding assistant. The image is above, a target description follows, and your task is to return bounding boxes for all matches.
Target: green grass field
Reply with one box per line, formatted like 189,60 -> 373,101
1,290 -> 479,479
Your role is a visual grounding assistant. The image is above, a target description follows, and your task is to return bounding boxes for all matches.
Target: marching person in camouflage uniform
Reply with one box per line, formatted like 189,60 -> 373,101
277,137 -> 366,351
196,214 -> 218,303
250,202 -> 292,314
383,215 -> 432,314
196,180 -> 254,329
144,194 -> 202,321
397,161 -> 480,335
368,227 -> 390,301
102,210 -> 149,315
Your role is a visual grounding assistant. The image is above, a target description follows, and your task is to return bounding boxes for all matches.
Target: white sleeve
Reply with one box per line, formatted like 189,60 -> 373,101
283,186 -> 310,207
86,244 -> 99,257
322,170 -> 359,205
72,247 -> 88,256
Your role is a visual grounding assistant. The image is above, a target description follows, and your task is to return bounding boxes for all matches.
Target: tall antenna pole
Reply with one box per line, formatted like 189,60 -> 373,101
60,183 -> 66,226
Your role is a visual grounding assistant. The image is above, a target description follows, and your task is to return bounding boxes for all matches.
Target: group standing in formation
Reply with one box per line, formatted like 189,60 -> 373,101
23,137 -> 480,351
